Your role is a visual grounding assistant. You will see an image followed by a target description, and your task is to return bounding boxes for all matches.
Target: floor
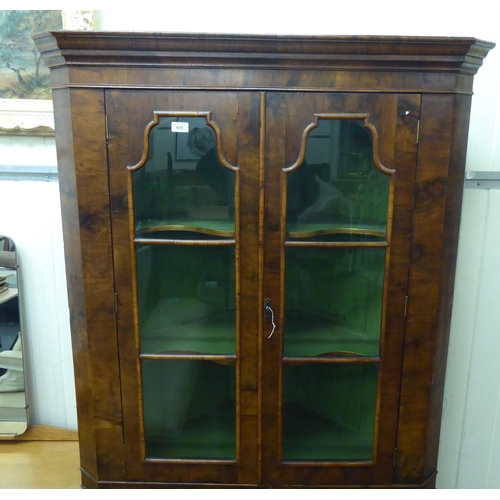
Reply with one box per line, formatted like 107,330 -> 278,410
0,440 -> 81,489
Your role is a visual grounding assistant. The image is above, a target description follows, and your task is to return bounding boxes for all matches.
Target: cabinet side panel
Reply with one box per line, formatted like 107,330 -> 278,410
53,88 -> 126,481
395,94 -> 470,483
425,94 -> 472,478
52,87 -> 98,480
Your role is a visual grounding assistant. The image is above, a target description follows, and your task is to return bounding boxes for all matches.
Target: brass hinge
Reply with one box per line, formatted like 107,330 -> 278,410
416,120 -> 421,144
404,296 -> 409,317
105,115 -> 109,140
114,292 -> 118,315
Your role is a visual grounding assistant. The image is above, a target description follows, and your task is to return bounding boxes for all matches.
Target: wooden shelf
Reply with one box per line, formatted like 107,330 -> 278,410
136,218 -> 235,238
287,222 -> 386,240
135,221 -> 386,240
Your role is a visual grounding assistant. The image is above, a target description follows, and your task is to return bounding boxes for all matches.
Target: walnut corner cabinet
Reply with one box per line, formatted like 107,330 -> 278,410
35,32 -> 494,488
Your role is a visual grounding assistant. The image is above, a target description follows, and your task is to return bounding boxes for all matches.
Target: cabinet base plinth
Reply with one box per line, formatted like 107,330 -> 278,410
80,468 -> 437,489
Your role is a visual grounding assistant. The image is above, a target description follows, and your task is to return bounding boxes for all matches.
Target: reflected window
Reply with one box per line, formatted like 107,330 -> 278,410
287,119 -> 390,242
0,236 -> 27,436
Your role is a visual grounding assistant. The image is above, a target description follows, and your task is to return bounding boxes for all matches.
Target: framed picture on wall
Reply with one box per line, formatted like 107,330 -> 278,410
0,10 -> 97,136
0,11 -> 63,100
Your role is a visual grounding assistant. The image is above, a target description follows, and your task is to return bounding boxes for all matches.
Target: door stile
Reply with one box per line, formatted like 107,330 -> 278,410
261,92 -> 288,485
233,91 -> 263,484
257,91 -> 267,486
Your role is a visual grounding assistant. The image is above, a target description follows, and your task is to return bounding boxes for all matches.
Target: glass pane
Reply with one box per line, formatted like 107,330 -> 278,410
137,244 -> 236,355
142,359 -> 236,460
282,363 -> 378,461
286,119 -> 390,242
284,247 -> 385,357
133,116 -> 235,239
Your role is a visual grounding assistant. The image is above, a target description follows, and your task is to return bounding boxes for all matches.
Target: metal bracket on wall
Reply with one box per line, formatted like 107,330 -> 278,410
464,171 -> 500,189
0,165 -> 58,182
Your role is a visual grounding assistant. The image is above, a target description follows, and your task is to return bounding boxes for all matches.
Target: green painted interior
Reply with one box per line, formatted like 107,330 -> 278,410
133,116 -> 388,464
142,359 -> 236,460
282,363 -> 378,461
137,244 -> 236,356
284,246 -> 385,357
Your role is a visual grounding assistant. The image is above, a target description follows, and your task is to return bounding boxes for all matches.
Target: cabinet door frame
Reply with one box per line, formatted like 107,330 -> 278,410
261,92 -> 421,486
106,89 -> 262,485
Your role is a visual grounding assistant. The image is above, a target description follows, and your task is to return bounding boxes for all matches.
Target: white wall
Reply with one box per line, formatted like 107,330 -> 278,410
1,0 -> 498,487
0,135 -> 76,430
439,188 -> 500,489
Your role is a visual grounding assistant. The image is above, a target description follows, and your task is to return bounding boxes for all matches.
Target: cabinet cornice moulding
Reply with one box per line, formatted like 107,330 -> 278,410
33,32 -> 495,76
0,99 -> 55,136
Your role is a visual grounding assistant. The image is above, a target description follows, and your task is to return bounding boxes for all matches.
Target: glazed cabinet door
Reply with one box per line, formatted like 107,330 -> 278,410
105,89 -> 420,487
261,92 -> 421,486
106,90 -> 261,485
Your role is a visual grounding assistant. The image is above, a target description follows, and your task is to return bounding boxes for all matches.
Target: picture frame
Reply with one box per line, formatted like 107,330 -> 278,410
0,10 -> 97,137
0,97 -> 54,136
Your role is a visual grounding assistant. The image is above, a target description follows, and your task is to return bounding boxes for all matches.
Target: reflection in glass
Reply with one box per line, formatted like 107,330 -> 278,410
0,236 -> 27,436
282,363 -> 378,461
137,244 -> 236,355
142,359 -> 236,460
284,246 -> 385,357
286,119 -> 390,241
133,116 -> 235,238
